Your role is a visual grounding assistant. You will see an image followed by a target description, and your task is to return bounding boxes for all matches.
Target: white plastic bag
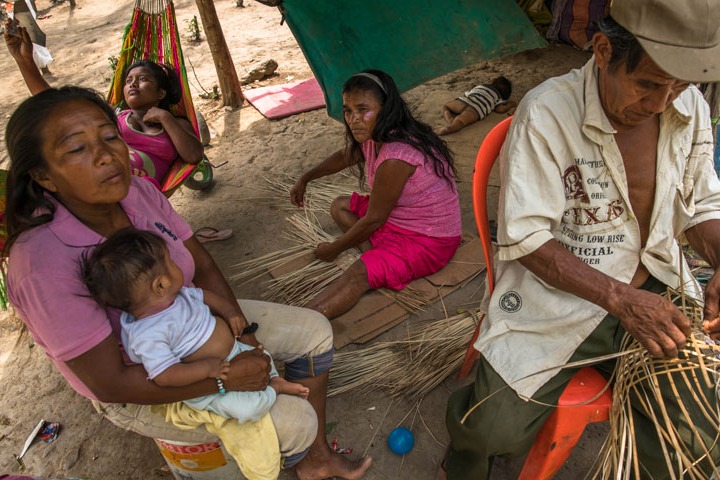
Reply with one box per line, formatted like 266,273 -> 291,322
32,42 -> 53,69
7,1 -> 54,69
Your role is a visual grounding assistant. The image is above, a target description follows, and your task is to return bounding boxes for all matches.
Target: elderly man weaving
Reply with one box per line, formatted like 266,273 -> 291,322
443,0 -> 720,478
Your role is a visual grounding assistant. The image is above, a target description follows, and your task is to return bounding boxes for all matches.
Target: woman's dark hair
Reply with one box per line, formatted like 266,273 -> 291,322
80,227 -> 168,311
341,69 -> 456,186
597,16 -> 646,74
123,60 -> 182,110
3,86 -> 117,256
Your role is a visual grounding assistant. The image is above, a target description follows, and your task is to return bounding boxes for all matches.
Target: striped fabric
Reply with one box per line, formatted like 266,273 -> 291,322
547,0 -> 610,50
458,84 -> 503,119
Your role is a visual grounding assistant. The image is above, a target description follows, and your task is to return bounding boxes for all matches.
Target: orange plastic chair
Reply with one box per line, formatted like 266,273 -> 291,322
458,117 -> 613,480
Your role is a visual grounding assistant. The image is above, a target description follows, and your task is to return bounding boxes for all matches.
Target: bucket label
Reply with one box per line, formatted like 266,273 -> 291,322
154,440 -> 228,471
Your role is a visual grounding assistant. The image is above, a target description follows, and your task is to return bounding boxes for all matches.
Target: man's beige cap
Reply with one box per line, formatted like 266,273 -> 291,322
611,0 -> 720,82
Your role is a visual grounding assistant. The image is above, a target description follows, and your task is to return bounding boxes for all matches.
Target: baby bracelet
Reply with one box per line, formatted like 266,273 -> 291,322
215,377 -> 226,395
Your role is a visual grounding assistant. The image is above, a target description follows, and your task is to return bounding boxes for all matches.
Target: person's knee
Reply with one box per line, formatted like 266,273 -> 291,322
347,259 -> 369,282
295,308 -> 334,355
96,402 -> 217,443
330,195 -> 351,222
285,346 -> 334,380
270,395 -> 318,457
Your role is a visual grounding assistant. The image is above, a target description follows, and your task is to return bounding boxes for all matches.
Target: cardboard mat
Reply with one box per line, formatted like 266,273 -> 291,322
269,236 -> 486,349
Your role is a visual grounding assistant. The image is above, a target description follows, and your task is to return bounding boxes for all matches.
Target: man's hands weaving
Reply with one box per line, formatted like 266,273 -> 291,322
614,287 -> 691,358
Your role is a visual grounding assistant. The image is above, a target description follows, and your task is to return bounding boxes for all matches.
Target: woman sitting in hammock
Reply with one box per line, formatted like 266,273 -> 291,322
290,69 -> 462,319
4,19 -> 203,190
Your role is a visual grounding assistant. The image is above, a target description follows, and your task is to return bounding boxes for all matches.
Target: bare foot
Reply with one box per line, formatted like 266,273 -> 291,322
435,446 -> 448,479
435,126 -> 450,136
435,456 -> 447,480
269,377 -> 310,398
443,107 -> 455,123
295,450 -> 373,480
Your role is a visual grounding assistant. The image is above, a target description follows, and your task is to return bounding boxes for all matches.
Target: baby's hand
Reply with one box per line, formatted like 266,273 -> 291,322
206,359 -> 231,380
227,315 -> 245,338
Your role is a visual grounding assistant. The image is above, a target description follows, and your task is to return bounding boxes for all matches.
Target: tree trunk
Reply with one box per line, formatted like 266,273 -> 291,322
195,0 -> 244,107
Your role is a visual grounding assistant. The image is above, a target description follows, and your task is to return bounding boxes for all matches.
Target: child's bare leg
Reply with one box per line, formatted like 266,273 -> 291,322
438,107 -> 480,135
270,376 -> 310,398
442,99 -> 467,123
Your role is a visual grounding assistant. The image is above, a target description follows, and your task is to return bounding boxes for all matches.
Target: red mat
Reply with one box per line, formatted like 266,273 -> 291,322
243,77 -> 326,119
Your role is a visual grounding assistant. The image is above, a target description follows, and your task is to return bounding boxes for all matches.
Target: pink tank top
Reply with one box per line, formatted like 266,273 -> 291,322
117,110 -> 178,188
362,140 -> 462,238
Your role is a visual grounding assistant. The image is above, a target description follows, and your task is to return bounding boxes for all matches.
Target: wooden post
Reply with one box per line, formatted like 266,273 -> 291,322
195,0 -> 244,108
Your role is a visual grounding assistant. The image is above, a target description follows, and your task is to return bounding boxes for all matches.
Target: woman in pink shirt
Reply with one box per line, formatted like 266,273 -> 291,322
291,69 -> 462,319
4,87 -> 371,480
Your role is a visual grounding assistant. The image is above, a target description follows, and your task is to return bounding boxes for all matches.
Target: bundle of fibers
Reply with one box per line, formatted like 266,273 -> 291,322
232,203 -> 432,312
257,173 -> 359,214
328,309 -> 484,400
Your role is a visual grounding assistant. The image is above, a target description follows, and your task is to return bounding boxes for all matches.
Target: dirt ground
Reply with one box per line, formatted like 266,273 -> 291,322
0,1 -> 606,479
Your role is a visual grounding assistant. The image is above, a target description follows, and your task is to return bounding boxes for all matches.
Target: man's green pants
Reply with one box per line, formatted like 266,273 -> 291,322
446,277 -> 720,479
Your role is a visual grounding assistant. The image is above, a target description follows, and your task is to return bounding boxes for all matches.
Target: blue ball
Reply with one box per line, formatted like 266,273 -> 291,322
387,426 -> 415,455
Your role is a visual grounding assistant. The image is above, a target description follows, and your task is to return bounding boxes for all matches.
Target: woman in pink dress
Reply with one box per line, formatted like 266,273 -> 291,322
291,69 -> 462,319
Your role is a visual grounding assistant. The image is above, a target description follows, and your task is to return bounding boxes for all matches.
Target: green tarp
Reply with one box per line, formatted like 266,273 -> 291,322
282,0 -> 546,119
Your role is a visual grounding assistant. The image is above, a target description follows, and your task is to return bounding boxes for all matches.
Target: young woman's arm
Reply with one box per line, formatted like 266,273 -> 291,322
315,159 -> 415,261
185,236 -> 262,350
4,20 -> 51,95
64,334 -> 243,403
153,358 -> 229,388
290,149 -> 357,207
143,108 -> 204,165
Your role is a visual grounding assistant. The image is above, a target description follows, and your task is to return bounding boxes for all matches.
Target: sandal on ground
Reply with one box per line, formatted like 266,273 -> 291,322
194,227 -> 233,244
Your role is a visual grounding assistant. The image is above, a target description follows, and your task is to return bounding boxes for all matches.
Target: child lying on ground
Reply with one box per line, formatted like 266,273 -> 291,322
81,227 -> 308,424
436,76 -> 516,135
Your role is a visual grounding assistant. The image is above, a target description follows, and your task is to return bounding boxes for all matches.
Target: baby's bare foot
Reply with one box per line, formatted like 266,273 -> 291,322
270,377 -> 310,398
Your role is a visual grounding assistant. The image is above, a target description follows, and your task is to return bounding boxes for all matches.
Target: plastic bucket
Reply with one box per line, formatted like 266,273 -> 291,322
154,438 -> 242,479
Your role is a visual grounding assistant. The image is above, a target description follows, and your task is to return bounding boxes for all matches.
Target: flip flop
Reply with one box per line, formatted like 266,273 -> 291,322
194,227 -> 233,244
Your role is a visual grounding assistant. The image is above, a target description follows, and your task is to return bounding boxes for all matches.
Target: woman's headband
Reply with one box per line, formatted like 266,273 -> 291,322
352,72 -> 387,94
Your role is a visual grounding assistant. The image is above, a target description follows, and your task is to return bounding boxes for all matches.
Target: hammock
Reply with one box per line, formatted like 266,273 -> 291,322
107,0 -> 211,194
0,169 -> 8,310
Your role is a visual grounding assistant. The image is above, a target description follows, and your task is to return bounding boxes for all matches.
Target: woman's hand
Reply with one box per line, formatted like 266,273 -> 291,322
315,241 -> 340,262
143,107 -> 173,126
290,177 -> 308,207
4,18 -> 50,95
4,19 -> 33,64
225,347 -> 272,392
226,314 -> 245,338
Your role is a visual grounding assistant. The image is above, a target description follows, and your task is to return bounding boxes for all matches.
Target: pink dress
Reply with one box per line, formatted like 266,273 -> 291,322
117,110 -> 178,190
352,140 -> 462,290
